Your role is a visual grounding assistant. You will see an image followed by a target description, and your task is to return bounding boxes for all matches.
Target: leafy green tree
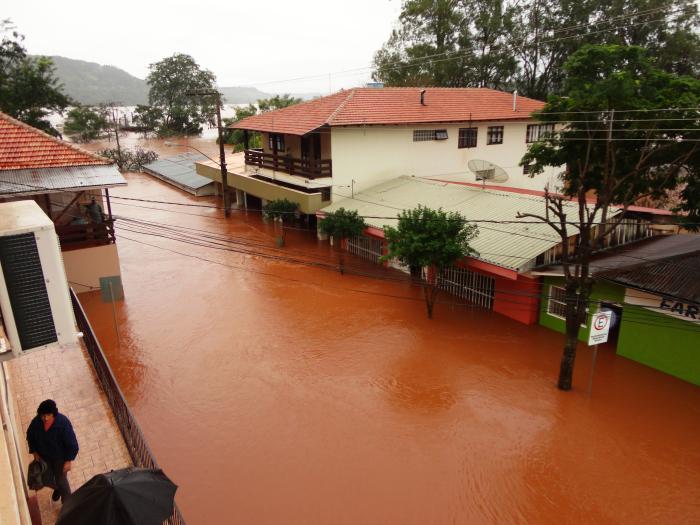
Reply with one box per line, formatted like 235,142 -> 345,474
146,53 -> 217,135
373,0 -> 473,87
0,20 -> 71,136
223,95 -> 300,150
382,206 -> 479,319
372,1 -> 700,98
257,94 -> 302,112
131,104 -> 164,137
223,104 -> 259,150
519,45 -> 700,391
318,208 -> 367,274
63,105 -> 108,142
263,198 -> 299,246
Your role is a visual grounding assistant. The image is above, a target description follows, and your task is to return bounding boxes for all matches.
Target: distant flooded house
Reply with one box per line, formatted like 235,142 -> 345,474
0,111 -> 126,294
196,87 -> 565,215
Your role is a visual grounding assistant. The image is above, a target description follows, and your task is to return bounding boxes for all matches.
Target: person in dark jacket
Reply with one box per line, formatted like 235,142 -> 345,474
26,399 -> 79,503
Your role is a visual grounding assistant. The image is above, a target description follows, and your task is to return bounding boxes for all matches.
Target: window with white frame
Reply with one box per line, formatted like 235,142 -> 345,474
526,123 -> 555,143
487,126 -> 504,145
548,286 -> 568,318
413,129 -> 448,141
548,285 -> 587,326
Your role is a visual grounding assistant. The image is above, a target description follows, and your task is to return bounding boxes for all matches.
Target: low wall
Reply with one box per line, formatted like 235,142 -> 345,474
62,244 -> 121,293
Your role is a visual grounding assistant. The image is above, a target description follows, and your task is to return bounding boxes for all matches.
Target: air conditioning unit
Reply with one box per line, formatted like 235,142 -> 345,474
0,200 -> 77,355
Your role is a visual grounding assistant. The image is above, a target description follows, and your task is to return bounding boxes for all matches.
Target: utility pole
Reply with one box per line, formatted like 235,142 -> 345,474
185,89 -> 230,217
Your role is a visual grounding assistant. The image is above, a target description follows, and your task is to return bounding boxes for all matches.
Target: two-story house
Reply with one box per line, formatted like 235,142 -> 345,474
195,87 -> 564,215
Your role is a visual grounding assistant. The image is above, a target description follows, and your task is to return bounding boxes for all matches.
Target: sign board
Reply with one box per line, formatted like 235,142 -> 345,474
588,310 -> 612,346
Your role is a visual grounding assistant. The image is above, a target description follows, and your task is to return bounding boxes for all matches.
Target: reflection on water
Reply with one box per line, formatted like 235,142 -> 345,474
77,138 -> 700,524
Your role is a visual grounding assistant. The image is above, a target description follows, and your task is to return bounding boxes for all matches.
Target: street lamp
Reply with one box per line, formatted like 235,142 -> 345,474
184,89 -> 231,217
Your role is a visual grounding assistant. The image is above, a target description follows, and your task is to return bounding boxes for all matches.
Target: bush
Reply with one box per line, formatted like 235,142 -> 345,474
98,146 -> 159,171
263,198 -> 298,222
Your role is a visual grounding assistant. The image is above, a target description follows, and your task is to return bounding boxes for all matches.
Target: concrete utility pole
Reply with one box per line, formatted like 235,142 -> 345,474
185,89 -> 230,217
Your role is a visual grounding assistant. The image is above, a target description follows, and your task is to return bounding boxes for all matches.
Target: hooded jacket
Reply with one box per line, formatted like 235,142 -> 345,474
26,413 -> 79,463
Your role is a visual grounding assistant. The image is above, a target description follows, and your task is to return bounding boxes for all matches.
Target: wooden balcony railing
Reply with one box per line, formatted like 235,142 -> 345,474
244,149 -> 332,179
56,219 -> 116,250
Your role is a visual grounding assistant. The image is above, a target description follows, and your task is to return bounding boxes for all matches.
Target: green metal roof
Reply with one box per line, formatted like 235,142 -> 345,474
321,176 -> 598,272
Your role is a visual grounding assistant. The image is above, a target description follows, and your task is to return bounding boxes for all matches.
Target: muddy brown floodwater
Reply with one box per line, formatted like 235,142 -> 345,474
77,136 -> 700,524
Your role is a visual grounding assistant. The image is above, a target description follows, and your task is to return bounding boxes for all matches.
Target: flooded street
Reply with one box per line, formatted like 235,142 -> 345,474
77,136 -> 700,524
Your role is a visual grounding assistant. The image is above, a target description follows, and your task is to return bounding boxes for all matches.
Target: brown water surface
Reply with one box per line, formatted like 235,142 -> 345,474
78,136 -> 700,524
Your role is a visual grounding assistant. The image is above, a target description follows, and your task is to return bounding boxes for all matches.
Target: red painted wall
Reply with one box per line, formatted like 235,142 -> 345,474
493,274 -> 541,325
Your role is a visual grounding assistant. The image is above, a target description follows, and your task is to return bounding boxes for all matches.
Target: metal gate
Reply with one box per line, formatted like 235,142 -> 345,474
438,266 -> 495,309
347,235 -> 383,263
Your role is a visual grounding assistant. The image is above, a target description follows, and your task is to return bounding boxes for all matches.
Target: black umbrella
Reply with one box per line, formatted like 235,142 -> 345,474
56,467 -> 177,525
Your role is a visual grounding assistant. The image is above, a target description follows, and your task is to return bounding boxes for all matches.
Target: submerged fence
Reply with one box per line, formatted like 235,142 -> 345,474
70,289 -> 186,525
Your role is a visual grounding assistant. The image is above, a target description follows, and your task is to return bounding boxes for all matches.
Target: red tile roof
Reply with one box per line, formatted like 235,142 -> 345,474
0,111 -> 110,171
230,87 -> 545,135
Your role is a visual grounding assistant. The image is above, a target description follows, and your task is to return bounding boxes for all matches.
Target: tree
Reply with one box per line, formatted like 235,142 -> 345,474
0,20 -> 71,136
223,104 -> 258,150
131,104 -> 164,137
223,95 -> 301,150
372,1 -> 700,98
263,198 -> 299,246
519,44 -> 700,390
146,53 -> 217,135
382,206 -> 479,318
318,208 -> 366,274
257,94 -> 302,112
98,146 -> 158,171
63,105 -> 108,142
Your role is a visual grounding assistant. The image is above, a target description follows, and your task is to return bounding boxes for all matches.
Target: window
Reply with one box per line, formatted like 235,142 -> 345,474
413,129 -> 435,141
526,123 -> 555,143
522,163 -> 530,175
413,129 -> 448,142
435,129 -> 448,140
487,126 -> 504,145
458,127 -> 478,148
320,187 -> 331,201
268,133 -> 285,151
548,286 -> 568,318
547,286 -> 587,326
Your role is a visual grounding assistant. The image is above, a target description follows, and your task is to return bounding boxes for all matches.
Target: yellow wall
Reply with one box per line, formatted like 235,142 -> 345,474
197,163 -> 326,214
329,122 -> 563,196
62,244 -> 121,293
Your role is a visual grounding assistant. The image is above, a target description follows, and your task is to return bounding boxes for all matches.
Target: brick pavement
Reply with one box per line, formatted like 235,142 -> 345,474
4,342 -> 131,524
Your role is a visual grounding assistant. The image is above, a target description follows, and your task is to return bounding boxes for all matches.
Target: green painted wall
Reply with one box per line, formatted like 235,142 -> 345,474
617,306 -> 700,386
539,277 -> 625,342
539,277 -> 700,386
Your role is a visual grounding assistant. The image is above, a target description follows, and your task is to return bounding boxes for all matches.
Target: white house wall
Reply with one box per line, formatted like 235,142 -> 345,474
329,122 -> 564,197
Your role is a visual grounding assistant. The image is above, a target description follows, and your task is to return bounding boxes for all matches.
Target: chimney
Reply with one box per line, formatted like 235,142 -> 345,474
420,89 -> 426,106
513,90 -> 518,112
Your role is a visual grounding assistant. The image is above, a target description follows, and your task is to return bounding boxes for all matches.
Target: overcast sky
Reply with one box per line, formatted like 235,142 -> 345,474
6,0 -> 401,94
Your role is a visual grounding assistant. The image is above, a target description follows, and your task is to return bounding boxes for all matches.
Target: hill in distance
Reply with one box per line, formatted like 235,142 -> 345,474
43,56 -> 319,106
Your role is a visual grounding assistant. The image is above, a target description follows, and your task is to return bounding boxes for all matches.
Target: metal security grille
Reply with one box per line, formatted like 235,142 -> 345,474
438,266 -> 495,309
0,233 -> 57,350
347,236 -> 383,263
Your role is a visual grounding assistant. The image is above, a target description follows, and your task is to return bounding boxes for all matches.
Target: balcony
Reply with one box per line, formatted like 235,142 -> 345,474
56,219 -> 116,250
244,149 -> 332,179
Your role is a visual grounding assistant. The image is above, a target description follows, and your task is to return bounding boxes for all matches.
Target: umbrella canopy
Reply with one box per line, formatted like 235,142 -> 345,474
56,468 -> 177,525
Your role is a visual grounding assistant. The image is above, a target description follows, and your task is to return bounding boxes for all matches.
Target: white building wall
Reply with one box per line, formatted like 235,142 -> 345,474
329,121 -> 564,197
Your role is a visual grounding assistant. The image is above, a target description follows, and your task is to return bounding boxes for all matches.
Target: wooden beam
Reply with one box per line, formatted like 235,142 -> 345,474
53,191 -> 85,223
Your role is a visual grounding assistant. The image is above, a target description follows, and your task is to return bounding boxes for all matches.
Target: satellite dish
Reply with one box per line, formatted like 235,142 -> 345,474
467,159 -> 509,184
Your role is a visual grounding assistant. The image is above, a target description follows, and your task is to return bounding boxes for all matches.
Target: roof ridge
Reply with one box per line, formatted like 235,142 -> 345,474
0,110 -> 111,167
326,89 -> 357,126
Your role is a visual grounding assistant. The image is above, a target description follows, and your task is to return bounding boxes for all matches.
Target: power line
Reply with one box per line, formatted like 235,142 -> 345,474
235,6 -> 691,89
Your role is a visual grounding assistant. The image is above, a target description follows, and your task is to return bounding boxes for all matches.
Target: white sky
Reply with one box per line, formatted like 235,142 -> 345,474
6,0 -> 401,94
